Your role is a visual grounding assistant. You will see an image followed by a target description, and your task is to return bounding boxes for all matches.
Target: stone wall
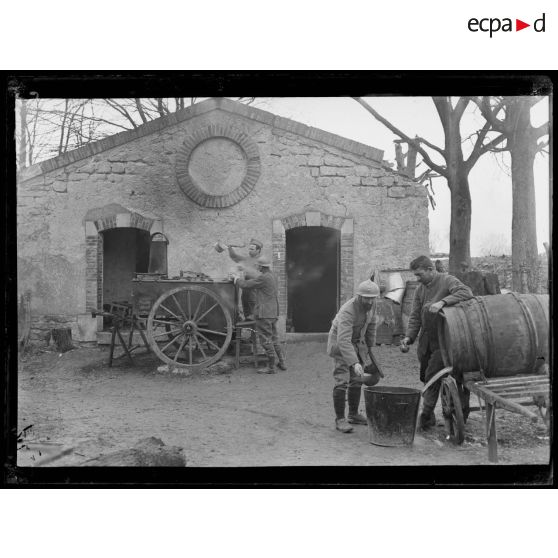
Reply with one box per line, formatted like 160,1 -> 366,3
17,99 -> 429,342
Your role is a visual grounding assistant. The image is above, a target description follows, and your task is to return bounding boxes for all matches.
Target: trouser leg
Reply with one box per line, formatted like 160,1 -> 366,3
263,344 -> 276,370
266,319 -> 284,369
347,383 -> 367,424
333,386 -> 347,419
274,344 -> 287,370
421,349 -> 446,416
333,358 -> 354,432
241,290 -> 256,319
256,319 -> 276,373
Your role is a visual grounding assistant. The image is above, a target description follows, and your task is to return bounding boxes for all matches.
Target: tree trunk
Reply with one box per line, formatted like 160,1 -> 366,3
51,328 -> 74,352
448,171 -> 472,274
18,99 -> 27,168
406,143 -> 418,178
508,98 -> 539,293
510,141 -> 538,292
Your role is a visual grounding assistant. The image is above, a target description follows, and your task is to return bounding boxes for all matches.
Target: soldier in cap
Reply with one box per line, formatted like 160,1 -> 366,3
401,255 -> 473,430
228,238 -> 263,319
327,279 -> 381,433
233,256 -> 286,374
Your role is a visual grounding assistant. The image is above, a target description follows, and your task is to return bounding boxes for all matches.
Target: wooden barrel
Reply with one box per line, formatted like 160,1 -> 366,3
438,293 -> 549,378
401,281 -> 420,330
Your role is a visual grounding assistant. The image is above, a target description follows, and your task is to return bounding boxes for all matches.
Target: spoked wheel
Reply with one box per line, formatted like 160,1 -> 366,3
146,285 -> 233,370
441,376 -> 465,445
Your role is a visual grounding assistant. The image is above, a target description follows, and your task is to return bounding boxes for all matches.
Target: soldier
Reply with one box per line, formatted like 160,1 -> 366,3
327,280 -> 381,433
228,239 -> 263,320
401,255 -> 473,430
234,256 -> 286,374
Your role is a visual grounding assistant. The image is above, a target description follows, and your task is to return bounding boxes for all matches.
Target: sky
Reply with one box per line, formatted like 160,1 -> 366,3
252,97 -> 550,256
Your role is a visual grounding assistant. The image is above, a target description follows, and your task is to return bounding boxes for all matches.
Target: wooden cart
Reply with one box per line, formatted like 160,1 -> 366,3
430,293 -> 551,463
128,277 -> 242,370
95,276 -> 263,370
428,367 -> 551,463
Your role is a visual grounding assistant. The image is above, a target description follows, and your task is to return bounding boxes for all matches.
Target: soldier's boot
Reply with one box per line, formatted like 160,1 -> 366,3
333,387 -> 353,433
257,344 -> 276,374
274,344 -> 287,370
347,385 -> 367,425
418,406 -> 437,430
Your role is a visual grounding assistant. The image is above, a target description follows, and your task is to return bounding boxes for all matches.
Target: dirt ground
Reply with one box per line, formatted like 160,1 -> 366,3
16,340 -> 551,468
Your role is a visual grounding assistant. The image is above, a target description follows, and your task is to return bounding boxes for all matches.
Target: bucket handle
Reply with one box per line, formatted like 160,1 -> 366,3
421,366 -> 453,396
150,232 -> 169,243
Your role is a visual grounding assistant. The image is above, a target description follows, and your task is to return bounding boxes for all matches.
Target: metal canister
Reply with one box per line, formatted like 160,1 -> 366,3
148,232 -> 169,275
384,272 -> 405,304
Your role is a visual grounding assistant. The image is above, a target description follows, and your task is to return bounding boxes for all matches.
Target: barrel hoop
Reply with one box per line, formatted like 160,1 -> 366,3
452,301 -> 477,375
531,295 -> 550,351
463,298 -> 486,377
533,295 -> 549,322
509,292 -> 538,372
475,297 -> 494,377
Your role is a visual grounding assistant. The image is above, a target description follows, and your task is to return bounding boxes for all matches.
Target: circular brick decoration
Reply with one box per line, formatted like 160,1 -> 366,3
176,124 -> 261,208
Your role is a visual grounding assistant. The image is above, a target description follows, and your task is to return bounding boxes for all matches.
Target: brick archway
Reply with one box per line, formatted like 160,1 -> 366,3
272,211 -> 354,327
84,210 -> 162,312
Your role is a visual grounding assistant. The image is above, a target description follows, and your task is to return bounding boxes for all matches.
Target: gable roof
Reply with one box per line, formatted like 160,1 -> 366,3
18,97 -> 386,182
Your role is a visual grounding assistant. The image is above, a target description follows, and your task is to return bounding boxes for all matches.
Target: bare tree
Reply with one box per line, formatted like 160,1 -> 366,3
354,97 -> 506,273
18,99 -> 27,168
472,96 -> 549,292
17,97 -> 262,169
394,138 -> 418,178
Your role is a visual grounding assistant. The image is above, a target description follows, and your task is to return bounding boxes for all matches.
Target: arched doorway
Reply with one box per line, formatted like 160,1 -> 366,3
286,226 -> 340,333
272,211 -> 353,336
101,227 -> 150,311
84,208 -> 162,336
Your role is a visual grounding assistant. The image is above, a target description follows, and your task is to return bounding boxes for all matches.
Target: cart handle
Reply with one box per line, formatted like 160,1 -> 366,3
421,367 -> 453,395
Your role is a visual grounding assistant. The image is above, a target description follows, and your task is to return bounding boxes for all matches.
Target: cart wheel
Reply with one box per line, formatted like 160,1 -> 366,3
441,376 -> 465,445
147,285 -> 233,370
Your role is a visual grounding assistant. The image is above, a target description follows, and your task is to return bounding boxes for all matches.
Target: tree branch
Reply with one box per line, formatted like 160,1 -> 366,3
134,99 -> 149,123
473,96 -> 508,133
432,97 -> 451,130
454,97 -> 470,121
476,133 -> 507,157
465,119 -> 496,168
414,136 -> 446,157
534,122 -> 549,139
104,99 -> 138,128
537,139 -> 549,153
353,97 -> 448,177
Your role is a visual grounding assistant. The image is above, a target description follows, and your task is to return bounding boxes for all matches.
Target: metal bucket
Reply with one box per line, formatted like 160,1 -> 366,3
364,386 -> 421,447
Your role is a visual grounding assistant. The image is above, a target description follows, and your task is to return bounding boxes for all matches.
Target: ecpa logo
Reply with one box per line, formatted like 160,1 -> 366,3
468,13 -> 546,37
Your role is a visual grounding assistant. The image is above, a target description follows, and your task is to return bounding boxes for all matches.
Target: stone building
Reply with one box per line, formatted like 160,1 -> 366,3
17,97 -> 429,344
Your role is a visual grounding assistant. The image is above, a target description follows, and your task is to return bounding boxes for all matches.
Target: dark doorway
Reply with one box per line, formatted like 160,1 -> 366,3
286,226 -> 340,333
101,228 -> 150,324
